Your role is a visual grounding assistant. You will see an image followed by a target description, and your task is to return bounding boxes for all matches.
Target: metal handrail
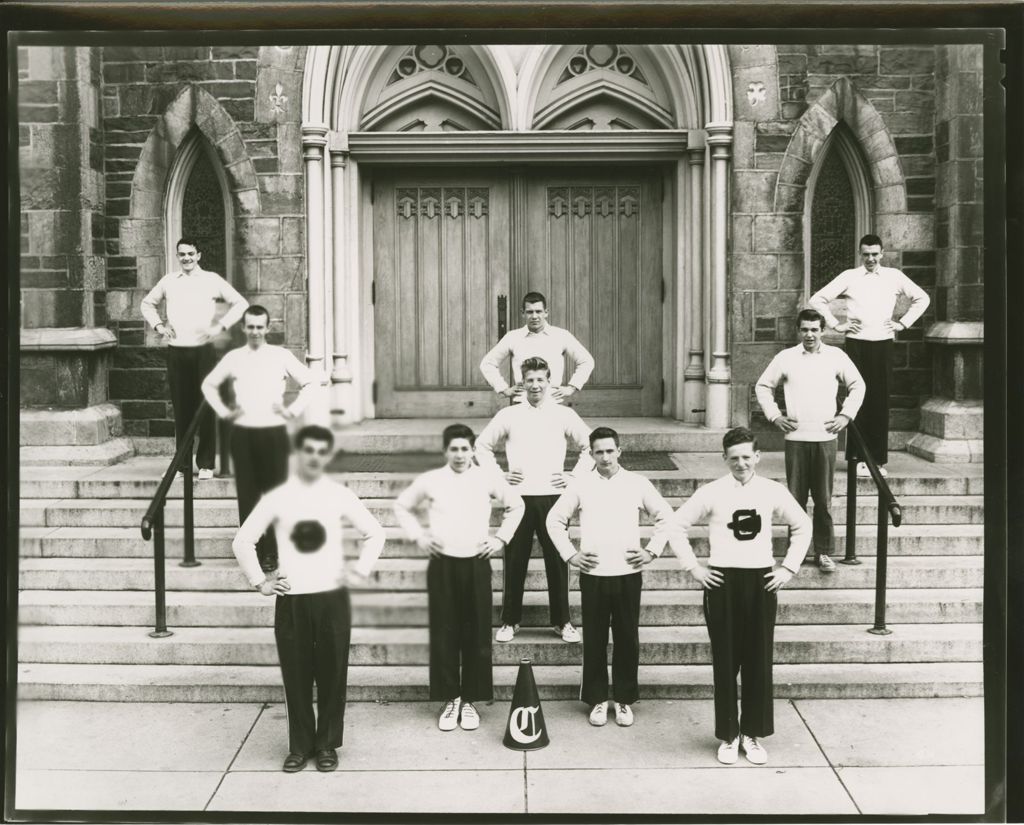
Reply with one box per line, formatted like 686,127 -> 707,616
139,398 -> 213,637
840,419 -> 903,635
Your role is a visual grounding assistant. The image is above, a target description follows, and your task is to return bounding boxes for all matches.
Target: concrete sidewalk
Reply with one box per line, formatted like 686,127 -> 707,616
13,697 -> 984,816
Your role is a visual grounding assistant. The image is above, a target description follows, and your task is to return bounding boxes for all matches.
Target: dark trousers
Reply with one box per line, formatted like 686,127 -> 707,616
844,338 -> 892,464
501,494 -> 570,627
231,424 -> 290,572
785,439 -> 837,559
166,344 -> 216,470
579,571 -> 643,706
703,567 -> 777,741
427,555 -> 494,703
274,587 -> 352,755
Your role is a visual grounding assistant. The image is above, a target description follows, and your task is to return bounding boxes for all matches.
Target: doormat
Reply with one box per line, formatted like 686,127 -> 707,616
329,452 -> 678,473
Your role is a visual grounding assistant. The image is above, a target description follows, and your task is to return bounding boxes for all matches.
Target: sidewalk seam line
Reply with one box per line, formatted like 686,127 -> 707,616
523,751 -> 529,814
204,702 -> 265,811
790,698 -> 862,815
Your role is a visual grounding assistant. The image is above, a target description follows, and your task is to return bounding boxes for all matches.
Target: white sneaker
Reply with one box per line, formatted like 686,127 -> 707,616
740,734 -> 768,765
856,462 -> 870,478
614,702 -> 634,727
717,736 -> 740,764
438,698 -> 461,731
879,465 -> 889,477
557,623 -> 581,643
175,471 -> 185,480
197,468 -> 214,480
459,702 -> 480,731
589,702 -> 608,726
495,624 -> 518,643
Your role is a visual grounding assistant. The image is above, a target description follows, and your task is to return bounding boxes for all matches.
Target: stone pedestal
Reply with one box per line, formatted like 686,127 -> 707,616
20,328 -> 134,465
907,322 -> 983,463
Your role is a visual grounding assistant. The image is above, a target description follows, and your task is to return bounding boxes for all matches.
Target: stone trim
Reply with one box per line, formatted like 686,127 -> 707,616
21,327 -> 116,351
774,76 -> 907,214
924,321 -> 984,345
345,129 -> 689,162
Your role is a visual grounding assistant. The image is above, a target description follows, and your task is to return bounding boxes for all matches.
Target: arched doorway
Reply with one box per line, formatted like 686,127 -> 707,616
301,44 -> 733,424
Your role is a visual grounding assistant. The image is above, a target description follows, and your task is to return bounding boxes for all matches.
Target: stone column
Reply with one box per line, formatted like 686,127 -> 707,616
301,124 -> 328,373
329,135 -> 355,423
682,140 -> 706,423
907,45 -> 984,463
705,123 -> 733,429
19,46 -> 132,464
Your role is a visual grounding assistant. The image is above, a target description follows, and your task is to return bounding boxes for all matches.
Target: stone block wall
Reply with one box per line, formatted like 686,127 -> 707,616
729,44 -> 942,435
19,46 -> 105,332
93,45 -> 308,437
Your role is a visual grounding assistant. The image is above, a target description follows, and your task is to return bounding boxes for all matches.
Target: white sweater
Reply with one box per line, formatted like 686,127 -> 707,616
755,343 -> 865,442
546,467 -> 674,576
140,268 -> 249,347
202,344 -> 317,428
649,473 -> 812,574
232,476 -> 385,593
479,324 -> 595,399
809,265 -> 930,341
393,465 -> 525,558
475,399 -> 594,495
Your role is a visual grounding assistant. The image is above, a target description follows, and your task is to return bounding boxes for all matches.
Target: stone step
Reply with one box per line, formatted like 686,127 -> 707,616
19,524 -> 986,560
19,438 -> 136,467
19,495 -> 985,529
16,661 -> 984,701
17,623 -> 982,667
18,555 -> 984,592
17,471 -> 982,501
329,418 -> 731,454
18,588 -> 983,627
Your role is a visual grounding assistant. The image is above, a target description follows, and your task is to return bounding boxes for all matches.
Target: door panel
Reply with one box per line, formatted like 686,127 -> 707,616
373,172 -> 510,417
524,171 -> 663,416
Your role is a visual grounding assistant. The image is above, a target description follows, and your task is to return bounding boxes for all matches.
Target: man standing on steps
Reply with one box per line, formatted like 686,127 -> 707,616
809,233 -> 930,477
546,426 -> 675,729
649,427 -> 811,767
480,291 -> 595,404
231,424 -> 385,773
393,423 -> 525,733
202,305 -> 318,573
755,309 -> 865,573
476,356 -> 594,644
140,237 -> 249,480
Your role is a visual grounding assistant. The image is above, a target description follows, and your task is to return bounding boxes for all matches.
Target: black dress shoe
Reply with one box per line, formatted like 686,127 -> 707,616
315,748 -> 338,772
282,752 -> 308,772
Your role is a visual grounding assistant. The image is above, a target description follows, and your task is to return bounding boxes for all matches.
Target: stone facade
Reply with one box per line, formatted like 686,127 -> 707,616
17,43 -> 986,452
728,44 -> 958,439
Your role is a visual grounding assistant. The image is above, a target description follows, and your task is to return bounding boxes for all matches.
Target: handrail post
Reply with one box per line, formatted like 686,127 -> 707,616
180,434 -> 201,568
868,492 -> 892,635
840,451 -> 861,564
149,508 -> 173,638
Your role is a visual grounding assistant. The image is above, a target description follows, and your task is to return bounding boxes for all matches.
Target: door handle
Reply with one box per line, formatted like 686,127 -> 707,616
497,294 -> 508,341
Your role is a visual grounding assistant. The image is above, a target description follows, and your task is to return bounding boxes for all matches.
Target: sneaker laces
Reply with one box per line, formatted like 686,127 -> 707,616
443,701 -> 458,718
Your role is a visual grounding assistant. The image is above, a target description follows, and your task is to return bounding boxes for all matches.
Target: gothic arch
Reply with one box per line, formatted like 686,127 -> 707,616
803,123 -> 874,295
131,86 -> 260,220
164,129 -> 234,283
303,45 -> 516,132
774,76 -> 907,213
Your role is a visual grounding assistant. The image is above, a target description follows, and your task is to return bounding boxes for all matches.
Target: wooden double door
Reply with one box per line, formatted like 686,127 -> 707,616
372,167 -> 664,418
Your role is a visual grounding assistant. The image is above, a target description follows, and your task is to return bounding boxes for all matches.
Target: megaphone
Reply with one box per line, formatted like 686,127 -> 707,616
502,658 -> 550,751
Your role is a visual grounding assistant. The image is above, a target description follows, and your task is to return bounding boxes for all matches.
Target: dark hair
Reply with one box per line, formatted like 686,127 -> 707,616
243,304 -> 270,324
521,291 -> 547,310
722,426 -> 758,453
858,234 -> 883,249
175,238 -> 201,253
295,424 -> 334,451
589,426 -> 620,448
520,356 -> 550,378
797,308 -> 826,329
443,423 -> 476,449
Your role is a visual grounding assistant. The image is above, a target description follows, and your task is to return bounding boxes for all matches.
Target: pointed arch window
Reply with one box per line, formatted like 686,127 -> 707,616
164,129 -> 234,285
805,124 -> 872,296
